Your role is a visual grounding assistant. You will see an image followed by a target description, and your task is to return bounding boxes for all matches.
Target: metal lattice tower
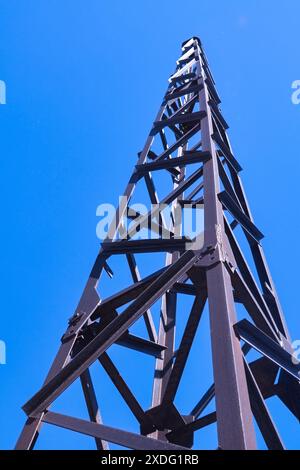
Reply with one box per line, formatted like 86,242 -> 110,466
16,37 -> 300,450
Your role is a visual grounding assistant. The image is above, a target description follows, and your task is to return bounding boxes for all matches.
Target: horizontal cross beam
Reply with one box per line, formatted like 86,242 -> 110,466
43,411 -> 187,450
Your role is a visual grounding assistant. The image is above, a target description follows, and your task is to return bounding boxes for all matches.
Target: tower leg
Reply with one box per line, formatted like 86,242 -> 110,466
194,41 -> 257,449
206,262 -> 257,449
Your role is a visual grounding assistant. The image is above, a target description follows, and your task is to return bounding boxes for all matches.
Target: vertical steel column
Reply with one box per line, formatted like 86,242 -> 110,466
194,41 -> 257,450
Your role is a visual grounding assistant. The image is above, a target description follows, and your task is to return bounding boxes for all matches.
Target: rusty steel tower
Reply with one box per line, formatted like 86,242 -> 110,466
16,37 -> 300,450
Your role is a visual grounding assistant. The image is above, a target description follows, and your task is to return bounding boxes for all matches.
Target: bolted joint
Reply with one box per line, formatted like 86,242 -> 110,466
60,311 -> 85,342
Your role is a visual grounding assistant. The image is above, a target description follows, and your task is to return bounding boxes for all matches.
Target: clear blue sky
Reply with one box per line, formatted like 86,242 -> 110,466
0,0 -> 299,449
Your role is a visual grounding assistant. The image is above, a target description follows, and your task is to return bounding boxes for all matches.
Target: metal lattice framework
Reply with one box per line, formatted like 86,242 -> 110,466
16,37 -> 300,450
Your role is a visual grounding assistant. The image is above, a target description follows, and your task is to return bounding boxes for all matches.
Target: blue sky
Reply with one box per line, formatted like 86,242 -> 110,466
0,0 -> 299,449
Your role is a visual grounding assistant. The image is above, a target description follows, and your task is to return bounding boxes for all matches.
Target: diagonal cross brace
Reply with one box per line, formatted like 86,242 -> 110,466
234,319 -> 300,381
23,250 -> 199,417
